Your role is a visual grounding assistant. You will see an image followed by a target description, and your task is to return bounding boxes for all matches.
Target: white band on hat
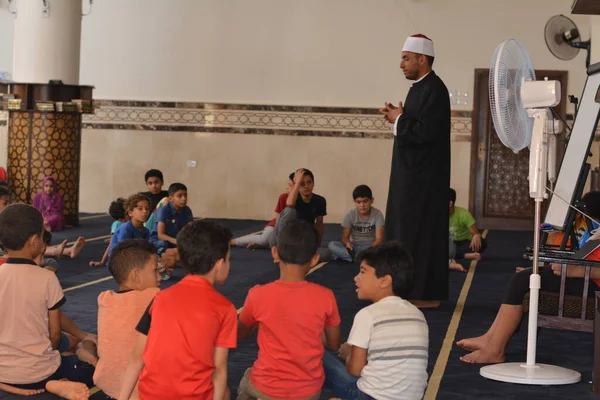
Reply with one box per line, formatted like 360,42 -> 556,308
402,36 -> 435,57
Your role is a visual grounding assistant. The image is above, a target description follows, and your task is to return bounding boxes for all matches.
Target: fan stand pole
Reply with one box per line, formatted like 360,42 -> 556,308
526,199 -> 542,367
479,110 -> 581,385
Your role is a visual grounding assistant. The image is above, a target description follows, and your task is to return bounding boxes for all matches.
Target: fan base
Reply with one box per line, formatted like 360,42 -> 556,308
480,363 -> 581,385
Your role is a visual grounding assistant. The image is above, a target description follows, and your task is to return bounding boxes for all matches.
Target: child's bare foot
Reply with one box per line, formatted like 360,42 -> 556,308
449,260 -> 467,272
456,334 -> 491,351
465,252 -> 482,261
246,242 -> 258,249
76,346 -> 98,367
45,380 -> 89,400
0,382 -> 45,396
68,237 -> 85,259
515,266 -> 528,273
460,348 -> 505,364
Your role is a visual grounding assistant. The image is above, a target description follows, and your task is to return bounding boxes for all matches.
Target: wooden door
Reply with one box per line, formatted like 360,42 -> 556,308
469,69 -> 568,230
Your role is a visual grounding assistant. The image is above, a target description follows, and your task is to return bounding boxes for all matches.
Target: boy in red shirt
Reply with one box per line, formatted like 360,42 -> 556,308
118,220 -> 237,400
237,219 -> 342,400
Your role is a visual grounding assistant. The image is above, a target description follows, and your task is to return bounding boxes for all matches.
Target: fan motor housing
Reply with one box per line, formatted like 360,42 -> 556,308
521,80 -> 561,108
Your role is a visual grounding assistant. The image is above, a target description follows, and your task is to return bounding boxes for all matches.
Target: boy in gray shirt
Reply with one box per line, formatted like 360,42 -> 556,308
328,185 -> 385,262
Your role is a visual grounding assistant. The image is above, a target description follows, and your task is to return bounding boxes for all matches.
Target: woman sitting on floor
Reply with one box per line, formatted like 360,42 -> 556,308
456,191 -> 600,364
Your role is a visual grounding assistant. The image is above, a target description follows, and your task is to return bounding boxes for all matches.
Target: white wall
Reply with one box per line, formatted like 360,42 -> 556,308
0,0 -> 596,217
0,0 -> 592,111
81,0 -> 590,112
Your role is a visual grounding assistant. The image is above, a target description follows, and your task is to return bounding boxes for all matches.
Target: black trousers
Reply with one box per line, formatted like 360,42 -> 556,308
502,267 -> 600,305
454,238 -> 488,259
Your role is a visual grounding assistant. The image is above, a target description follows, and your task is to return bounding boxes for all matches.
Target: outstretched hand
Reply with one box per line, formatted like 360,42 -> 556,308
379,101 -> 403,124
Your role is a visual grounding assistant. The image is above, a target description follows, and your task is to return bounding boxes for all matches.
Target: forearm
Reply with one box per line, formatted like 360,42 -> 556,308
60,311 -> 86,340
286,186 -> 300,207
469,225 -> 481,237
50,332 -> 61,350
118,359 -> 144,400
100,245 -> 110,264
212,368 -> 228,400
341,233 -> 351,246
372,237 -> 384,246
158,232 -> 177,245
316,223 -> 324,246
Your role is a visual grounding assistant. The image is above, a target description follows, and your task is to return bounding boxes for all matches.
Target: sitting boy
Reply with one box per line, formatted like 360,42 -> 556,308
90,197 -> 127,267
0,204 -> 93,399
149,182 -> 193,255
269,168 -> 331,262
108,193 -> 151,259
93,239 -> 161,399
142,169 -> 168,214
238,219 -> 341,400
449,188 -> 486,261
231,172 -> 293,249
118,220 -> 237,400
328,185 -> 384,262
323,242 -> 429,400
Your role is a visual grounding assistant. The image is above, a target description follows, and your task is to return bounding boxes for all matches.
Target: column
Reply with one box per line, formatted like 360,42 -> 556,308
13,0 -> 82,84
5,0 -> 92,227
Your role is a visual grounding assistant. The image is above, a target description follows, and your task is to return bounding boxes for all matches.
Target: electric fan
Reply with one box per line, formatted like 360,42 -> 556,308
545,14 -> 591,67
480,39 -> 581,385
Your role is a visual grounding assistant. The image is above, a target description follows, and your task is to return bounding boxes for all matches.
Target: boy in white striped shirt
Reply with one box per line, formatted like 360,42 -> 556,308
323,242 -> 429,400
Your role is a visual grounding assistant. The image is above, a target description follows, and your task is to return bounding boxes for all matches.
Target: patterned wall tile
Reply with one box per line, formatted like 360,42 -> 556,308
2,101 -> 478,139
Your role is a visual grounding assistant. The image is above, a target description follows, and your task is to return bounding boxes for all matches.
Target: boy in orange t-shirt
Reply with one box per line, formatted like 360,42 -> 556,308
237,219 -> 342,400
93,239 -> 162,399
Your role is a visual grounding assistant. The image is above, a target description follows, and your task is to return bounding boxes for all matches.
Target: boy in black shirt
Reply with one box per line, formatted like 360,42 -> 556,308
269,168 -> 330,262
142,169 -> 168,213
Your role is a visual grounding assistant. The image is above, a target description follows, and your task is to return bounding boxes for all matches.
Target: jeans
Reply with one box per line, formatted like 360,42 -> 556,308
453,238 -> 488,259
151,239 -> 175,256
328,241 -> 371,262
323,351 -> 375,400
234,226 -> 275,248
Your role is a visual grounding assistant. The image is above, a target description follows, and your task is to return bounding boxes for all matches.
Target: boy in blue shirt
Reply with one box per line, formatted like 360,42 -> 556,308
150,183 -> 193,256
108,193 -> 151,259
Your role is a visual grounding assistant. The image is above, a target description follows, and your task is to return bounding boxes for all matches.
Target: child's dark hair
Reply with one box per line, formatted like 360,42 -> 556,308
277,219 -> 318,265
357,242 -> 414,297
109,198 -> 126,221
0,180 -> 9,197
168,183 -> 187,196
449,188 -> 456,205
144,169 -> 163,183
177,220 -> 232,275
353,185 -> 373,200
43,230 -> 52,245
124,193 -> 150,213
581,191 -> 600,220
301,169 -> 314,183
0,204 -> 44,251
290,169 -> 315,184
109,239 -> 158,284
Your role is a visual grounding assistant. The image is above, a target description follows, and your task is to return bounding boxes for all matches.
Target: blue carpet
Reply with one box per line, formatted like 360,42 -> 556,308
1,221 -> 596,399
